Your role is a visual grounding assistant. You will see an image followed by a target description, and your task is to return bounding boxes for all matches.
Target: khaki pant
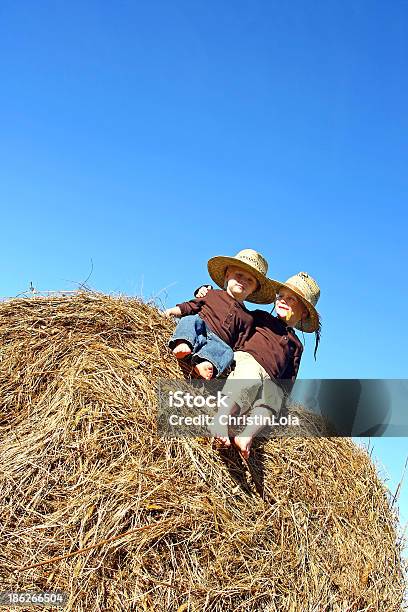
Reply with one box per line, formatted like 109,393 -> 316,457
221,351 -> 285,416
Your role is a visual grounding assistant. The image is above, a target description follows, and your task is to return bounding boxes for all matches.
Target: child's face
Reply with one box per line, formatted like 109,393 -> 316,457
224,266 -> 258,301
275,288 -> 308,325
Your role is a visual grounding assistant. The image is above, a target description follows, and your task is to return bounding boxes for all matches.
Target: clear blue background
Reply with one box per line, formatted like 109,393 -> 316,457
1,1 -> 407,553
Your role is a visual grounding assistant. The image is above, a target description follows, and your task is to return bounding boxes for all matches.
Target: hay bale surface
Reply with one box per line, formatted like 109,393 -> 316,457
0,293 -> 405,611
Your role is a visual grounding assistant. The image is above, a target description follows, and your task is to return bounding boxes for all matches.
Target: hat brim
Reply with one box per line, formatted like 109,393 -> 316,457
207,256 -> 276,304
267,279 -> 320,332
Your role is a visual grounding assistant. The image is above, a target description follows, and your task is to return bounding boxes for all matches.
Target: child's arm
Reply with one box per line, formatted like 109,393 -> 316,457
165,291 -> 210,318
280,342 -> 303,393
164,306 -> 182,317
163,285 -> 212,316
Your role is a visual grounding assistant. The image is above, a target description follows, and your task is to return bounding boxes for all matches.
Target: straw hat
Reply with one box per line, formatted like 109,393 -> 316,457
269,272 -> 321,333
207,249 -> 276,304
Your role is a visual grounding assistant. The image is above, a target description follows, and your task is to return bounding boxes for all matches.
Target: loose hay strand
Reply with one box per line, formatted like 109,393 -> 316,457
17,519 -> 176,573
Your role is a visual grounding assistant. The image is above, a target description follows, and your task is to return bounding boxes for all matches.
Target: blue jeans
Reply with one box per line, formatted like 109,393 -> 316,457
169,315 -> 234,376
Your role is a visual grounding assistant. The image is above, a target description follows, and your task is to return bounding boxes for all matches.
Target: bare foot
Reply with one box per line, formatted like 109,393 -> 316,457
210,416 -> 231,447
233,436 -> 253,460
213,433 -> 231,447
193,360 -> 214,380
172,341 -> 192,359
214,435 -> 231,447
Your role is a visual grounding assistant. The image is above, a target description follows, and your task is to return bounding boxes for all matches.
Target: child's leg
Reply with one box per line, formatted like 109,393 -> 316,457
168,315 -> 206,360
192,330 -> 234,380
234,378 -> 285,459
169,316 -> 227,380
233,405 -> 273,460
211,351 -> 263,445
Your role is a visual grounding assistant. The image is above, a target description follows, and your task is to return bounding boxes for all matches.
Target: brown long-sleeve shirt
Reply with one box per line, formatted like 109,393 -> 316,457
238,309 -> 303,391
190,285 -> 304,392
176,289 -> 254,350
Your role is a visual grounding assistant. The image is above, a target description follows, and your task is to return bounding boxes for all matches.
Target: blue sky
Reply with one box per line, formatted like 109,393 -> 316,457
1,1 -> 407,551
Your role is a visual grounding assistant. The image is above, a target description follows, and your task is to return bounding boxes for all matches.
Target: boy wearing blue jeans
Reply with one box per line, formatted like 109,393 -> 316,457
165,249 -> 276,379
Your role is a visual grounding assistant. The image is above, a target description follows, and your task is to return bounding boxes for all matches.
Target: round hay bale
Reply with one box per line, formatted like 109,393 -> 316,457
0,293 -> 405,611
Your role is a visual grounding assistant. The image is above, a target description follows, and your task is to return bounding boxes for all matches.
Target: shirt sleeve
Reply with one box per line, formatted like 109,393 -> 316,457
280,342 -> 303,394
176,296 -> 206,317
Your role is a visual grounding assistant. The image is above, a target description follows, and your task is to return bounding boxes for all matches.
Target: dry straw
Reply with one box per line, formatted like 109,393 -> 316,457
0,292 -> 406,611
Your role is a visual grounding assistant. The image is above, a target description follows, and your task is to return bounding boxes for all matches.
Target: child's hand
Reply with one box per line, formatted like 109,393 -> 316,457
164,306 -> 182,317
196,285 -> 210,298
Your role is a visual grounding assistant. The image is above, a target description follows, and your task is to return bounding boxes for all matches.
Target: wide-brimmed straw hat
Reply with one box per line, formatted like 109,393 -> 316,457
207,249 -> 276,304
269,272 -> 321,333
